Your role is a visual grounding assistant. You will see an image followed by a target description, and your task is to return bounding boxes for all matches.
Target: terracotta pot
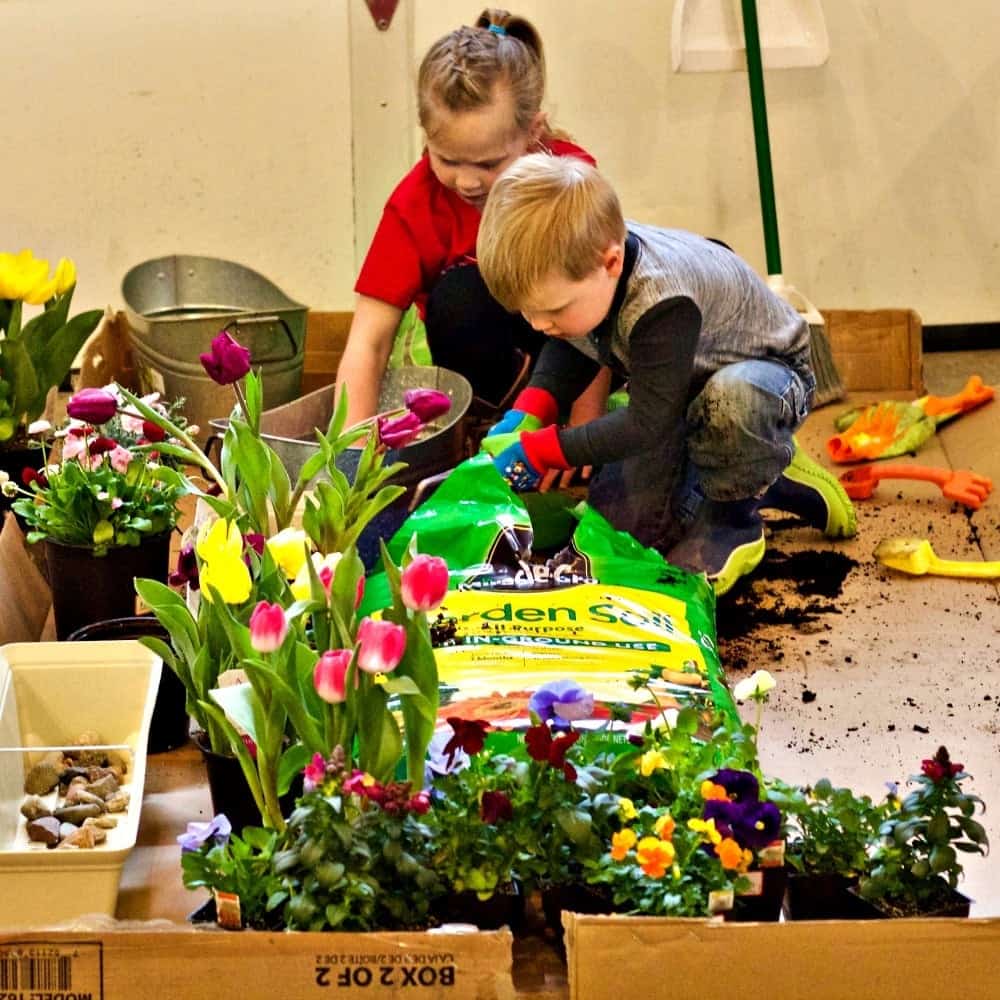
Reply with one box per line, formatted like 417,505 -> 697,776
67,615 -> 190,754
433,880 -> 525,930
44,532 -> 172,640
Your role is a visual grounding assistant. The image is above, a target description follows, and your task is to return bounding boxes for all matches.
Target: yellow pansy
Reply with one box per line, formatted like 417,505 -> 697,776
610,827 -> 637,861
200,555 -> 252,605
618,797 -> 638,821
654,813 -> 676,840
639,749 -> 668,777
0,249 -> 52,303
266,527 -> 310,579
687,817 -> 722,845
196,518 -> 243,564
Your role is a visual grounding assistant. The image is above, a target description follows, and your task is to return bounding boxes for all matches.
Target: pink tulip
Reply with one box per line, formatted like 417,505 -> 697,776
404,388 -> 451,423
66,388 -> 118,424
248,601 -> 288,653
377,411 -> 423,449
400,554 -> 449,612
314,649 -> 351,703
356,617 -> 406,674
199,330 -> 252,385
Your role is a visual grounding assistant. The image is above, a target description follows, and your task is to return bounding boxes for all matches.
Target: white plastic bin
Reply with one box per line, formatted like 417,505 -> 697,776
0,641 -> 161,927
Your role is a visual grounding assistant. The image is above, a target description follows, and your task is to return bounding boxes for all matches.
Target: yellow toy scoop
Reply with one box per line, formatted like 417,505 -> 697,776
875,537 -> 1000,578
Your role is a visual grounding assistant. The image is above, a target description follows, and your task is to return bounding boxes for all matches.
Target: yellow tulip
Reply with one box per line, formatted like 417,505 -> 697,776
53,257 -> 76,295
265,527 -> 310,579
196,518 -> 243,564
200,555 -> 252,604
291,551 -> 342,602
0,249 -> 52,302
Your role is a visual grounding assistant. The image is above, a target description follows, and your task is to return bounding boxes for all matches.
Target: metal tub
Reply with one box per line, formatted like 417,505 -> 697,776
211,365 -> 473,492
122,255 -> 307,441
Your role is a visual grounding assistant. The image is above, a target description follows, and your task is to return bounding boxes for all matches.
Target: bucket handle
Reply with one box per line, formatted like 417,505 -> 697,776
221,315 -> 298,363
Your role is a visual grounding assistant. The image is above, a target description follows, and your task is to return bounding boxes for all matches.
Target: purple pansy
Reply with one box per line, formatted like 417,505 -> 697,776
709,768 -> 760,803
529,679 -> 595,725
176,813 -> 232,852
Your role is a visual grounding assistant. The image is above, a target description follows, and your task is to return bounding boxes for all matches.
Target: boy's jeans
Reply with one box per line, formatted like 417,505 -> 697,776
587,359 -> 815,551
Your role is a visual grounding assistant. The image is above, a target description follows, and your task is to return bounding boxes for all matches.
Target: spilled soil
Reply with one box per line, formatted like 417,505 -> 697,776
716,548 -> 858,672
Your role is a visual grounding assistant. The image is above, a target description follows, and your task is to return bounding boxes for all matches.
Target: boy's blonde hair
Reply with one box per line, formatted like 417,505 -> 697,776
477,154 -> 626,311
418,9 -> 546,139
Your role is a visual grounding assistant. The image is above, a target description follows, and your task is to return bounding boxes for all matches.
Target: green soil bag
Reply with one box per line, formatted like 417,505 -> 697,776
364,455 -> 736,732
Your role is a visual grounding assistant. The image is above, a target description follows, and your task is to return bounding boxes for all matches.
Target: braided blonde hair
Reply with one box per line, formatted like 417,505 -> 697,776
418,8 -> 552,139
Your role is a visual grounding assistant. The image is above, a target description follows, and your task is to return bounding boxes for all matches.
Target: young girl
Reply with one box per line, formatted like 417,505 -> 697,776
336,8 -> 601,428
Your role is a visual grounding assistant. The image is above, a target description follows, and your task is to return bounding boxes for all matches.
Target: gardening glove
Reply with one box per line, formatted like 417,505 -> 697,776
490,425 -> 572,493
484,387 -> 560,439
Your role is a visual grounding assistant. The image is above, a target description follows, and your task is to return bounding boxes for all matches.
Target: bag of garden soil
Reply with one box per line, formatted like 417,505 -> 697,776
363,455 -> 736,734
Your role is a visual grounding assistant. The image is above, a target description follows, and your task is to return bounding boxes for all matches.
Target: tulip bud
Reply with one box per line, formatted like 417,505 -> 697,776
403,388 -> 451,423
356,617 -> 406,674
314,649 -> 351,703
199,330 -> 252,385
66,388 -> 118,424
400,554 -> 449,612
377,411 -> 423,449
249,601 -> 289,653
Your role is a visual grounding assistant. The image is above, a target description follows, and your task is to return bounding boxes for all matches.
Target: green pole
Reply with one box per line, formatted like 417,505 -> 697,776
741,0 -> 782,276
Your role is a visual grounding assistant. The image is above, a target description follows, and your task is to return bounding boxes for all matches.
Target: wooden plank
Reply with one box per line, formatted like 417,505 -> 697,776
822,308 -> 924,394
302,310 -> 352,393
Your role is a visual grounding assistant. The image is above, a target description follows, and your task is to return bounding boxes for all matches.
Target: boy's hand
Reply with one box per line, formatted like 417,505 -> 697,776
486,409 -> 543,438
490,437 -> 544,492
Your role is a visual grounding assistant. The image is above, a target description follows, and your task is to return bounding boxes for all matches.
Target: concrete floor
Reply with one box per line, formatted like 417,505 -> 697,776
727,349 -> 1000,916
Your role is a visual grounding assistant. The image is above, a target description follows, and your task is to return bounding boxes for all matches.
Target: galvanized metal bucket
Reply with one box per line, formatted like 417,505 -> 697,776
122,255 -> 307,440
209,365 -> 473,493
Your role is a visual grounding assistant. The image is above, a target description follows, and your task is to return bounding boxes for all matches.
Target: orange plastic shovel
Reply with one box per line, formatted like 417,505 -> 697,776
839,464 -> 993,509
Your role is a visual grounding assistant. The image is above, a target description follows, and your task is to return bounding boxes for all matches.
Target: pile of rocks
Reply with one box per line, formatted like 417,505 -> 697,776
20,732 -> 132,850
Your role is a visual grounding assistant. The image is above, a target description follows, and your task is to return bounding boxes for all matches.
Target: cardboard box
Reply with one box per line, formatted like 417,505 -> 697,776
822,308 -> 924,394
0,927 -> 515,1000
0,641 -> 161,927
564,914 -> 1000,999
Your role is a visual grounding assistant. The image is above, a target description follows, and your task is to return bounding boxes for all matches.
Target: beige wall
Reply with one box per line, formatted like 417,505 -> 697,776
3,1 -> 998,326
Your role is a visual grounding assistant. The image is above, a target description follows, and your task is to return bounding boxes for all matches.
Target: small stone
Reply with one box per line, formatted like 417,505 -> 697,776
58,766 -> 90,789
104,790 -> 130,813
59,825 -> 98,849
27,816 -> 61,846
54,803 -> 102,825
87,764 -> 124,785
65,786 -> 106,809
106,751 -> 131,777
85,774 -> 119,800
24,761 -> 61,796
59,822 -> 78,840
87,814 -> 118,829
20,796 -> 52,821
81,818 -> 108,843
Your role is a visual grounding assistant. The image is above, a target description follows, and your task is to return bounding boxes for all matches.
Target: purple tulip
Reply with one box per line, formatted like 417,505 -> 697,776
66,388 -> 118,424
176,813 -> 231,852
529,679 -> 595,724
377,410 -> 423,449
403,388 -> 451,423
199,331 -> 252,385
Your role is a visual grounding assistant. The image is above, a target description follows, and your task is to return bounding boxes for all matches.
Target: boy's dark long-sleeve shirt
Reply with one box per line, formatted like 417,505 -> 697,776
526,225 -> 811,470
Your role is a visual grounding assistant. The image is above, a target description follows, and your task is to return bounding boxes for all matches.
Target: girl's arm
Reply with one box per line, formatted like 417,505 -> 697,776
335,295 -> 404,426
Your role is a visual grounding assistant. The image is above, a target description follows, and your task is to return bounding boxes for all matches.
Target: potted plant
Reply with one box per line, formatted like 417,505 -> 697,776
856,746 -> 989,917
768,776 -> 887,920
3,383 -> 189,638
129,330 -> 450,831
0,249 -> 102,503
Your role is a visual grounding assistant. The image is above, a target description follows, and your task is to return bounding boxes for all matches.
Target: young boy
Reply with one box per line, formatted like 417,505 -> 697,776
476,154 -> 855,594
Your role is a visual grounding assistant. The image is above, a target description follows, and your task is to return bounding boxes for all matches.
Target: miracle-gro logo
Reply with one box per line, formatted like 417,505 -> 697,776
460,558 -> 594,592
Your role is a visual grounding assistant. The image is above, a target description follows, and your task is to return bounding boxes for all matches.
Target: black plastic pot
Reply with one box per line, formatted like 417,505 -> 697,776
725,865 -> 788,923
541,882 -> 614,942
848,885 -> 970,919
783,871 -> 880,921
44,532 -> 172,640
196,733 -> 303,835
67,615 -> 190,754
433,881 -> 526,930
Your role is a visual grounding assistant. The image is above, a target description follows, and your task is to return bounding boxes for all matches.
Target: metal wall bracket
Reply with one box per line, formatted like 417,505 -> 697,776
364,0 -> 400,31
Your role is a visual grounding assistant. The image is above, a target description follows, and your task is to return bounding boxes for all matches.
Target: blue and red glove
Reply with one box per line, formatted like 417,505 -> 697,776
488,425 -> 572,493
484,387 -> 560,439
